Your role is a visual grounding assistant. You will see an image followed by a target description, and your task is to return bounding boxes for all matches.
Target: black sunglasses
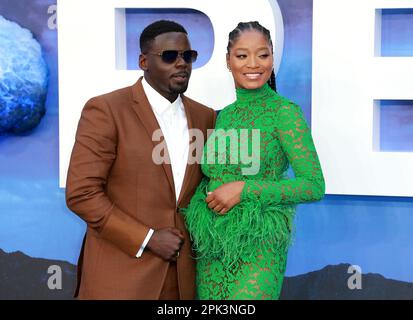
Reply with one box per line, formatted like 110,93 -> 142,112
147,50 -> 198,64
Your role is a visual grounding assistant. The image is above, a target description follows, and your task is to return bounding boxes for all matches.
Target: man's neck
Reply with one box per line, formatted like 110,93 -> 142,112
143,75 -> 178,103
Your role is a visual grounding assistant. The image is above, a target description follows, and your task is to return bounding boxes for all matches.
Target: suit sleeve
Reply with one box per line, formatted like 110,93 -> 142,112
66,96 -> 150,257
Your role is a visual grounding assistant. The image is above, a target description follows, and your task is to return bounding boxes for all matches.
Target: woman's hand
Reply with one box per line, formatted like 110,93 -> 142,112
205,181 -> 246,215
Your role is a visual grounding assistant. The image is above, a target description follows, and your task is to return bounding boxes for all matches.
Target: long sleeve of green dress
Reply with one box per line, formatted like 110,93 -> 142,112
182,83 -> 325,299
240,102 -> 325,205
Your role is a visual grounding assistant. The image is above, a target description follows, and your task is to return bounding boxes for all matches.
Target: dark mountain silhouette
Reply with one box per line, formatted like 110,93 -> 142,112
280,263 -> 413,300
0,249 -> 76,300
1,249 -> 413,299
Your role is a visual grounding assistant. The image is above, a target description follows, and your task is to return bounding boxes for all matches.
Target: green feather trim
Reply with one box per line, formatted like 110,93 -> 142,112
181,177 -> 296,268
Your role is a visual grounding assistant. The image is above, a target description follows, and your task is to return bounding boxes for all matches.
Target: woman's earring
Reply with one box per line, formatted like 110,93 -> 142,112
227,66 -> 232,72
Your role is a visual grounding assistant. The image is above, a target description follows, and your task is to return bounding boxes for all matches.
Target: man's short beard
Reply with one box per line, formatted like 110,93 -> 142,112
169,83 -> 189,95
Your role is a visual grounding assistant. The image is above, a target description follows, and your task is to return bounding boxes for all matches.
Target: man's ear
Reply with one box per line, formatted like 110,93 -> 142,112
139,54 -> 148,71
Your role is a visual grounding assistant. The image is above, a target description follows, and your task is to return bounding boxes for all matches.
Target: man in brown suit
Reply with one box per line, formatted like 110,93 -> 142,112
66,20 -> 216,299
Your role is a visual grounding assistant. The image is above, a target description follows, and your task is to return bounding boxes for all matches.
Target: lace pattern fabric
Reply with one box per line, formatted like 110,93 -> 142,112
183,83 -> 325,300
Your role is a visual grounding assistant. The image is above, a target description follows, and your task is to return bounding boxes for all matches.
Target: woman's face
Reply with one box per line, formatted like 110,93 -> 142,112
227,30 -> 274,90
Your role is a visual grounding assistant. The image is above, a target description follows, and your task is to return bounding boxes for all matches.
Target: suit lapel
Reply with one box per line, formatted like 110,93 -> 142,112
177,95 -> 197,207
130,78 -> 176,200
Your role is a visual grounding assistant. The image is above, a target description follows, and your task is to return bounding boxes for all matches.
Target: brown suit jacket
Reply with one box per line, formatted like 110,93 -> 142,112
66,77 -> 216,299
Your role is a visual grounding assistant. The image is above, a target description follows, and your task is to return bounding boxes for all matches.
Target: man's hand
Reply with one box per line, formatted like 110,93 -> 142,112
146,227 -> 184,261
206,181 -> 246,215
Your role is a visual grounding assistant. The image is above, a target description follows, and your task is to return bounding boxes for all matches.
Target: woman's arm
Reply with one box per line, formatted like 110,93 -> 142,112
241,103 -> 325,204
207,103 -> 325,213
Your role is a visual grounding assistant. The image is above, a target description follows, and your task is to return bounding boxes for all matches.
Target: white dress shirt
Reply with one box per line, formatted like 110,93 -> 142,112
136,77 -> 189,258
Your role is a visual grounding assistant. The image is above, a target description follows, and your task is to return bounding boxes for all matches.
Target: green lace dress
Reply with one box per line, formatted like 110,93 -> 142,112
182,83 -> 325,300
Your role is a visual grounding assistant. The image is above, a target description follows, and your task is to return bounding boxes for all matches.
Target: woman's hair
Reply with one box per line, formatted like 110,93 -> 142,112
227,21 -> 277,92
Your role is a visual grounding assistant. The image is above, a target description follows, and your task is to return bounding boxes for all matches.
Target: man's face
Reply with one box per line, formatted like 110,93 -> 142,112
139,32 -> 193,102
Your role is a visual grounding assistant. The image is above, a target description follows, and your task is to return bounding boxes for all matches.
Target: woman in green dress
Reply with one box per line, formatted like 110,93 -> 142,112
182,21 -> 325,300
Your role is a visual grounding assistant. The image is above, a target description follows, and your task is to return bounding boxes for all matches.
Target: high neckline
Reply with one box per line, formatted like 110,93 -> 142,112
235,83 -> 274,101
